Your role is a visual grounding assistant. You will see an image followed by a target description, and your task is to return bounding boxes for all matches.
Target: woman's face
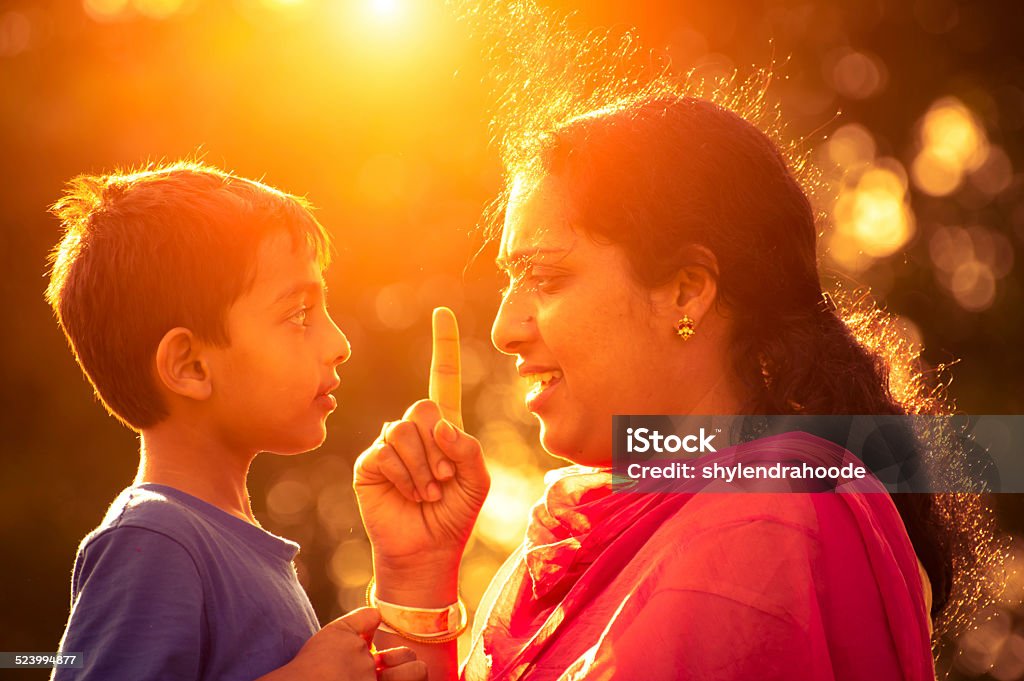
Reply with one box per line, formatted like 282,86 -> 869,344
491,173 -> 712,466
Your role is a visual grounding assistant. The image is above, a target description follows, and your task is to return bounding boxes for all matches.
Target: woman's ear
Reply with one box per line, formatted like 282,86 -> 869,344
650,245 -> 720,324
154,327 -> 213,401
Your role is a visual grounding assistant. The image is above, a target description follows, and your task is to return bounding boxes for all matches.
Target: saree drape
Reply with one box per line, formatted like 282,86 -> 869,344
462,432 -> 935,681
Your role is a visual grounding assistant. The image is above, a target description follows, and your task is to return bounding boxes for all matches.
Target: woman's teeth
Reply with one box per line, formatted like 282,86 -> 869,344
525,370 -> 563,393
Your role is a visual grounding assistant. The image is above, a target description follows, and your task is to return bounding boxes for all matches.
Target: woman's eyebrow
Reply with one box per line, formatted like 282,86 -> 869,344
495,247 -> 569,272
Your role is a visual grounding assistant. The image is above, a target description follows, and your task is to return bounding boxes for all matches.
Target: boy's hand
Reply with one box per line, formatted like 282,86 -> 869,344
374,647 -> 429,681
354,307 -> 490,587
257,608 -> 416,681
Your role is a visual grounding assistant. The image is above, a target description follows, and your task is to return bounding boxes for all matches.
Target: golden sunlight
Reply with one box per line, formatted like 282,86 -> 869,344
368,0 -> 402,21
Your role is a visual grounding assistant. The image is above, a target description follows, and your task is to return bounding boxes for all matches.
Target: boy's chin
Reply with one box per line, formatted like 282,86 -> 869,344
264,427 -> 328,456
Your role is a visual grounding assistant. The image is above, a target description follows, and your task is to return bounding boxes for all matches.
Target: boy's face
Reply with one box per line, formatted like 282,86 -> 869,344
205,230 -> 350,456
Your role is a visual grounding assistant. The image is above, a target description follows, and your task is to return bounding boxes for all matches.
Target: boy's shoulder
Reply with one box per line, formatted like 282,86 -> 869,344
80,483 -> 301,569
86,484 -> 208,551
69,485 -> 216,594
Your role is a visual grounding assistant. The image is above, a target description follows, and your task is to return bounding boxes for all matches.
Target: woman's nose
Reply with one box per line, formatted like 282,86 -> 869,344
491,290 -> 535,355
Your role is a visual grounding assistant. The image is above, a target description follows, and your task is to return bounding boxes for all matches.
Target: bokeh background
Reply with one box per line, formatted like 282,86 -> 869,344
2,0 -> 1024,678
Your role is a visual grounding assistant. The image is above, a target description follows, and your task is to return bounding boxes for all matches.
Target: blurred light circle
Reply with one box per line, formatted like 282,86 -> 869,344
912,148 -> 963,196
991,632 -> 1024,681
329,540 -> 372,588
83,0 -> 130,21
374,281 -> 418,330
692,52 -> 735,83
920,98 -> 990,172
462,555 -> 503,605
834,166 -> 915,258
951,260 -> 997,311
928,226 -> 974,274
267,479 -> 312,520
132,0 -> 184,19
871,157 -> 910,191
830,50 -> 887,100
476,460 -> 544,552
317,482 -> 357,540
970,145 -> 1014,197
667,27 -> 709,65
967,226 -> 1014,278
460,340 -> 488,389
893,315 -> 924,350
414,276 -> 464,310
826,123 -> 876,169
956,607 -> 1012,675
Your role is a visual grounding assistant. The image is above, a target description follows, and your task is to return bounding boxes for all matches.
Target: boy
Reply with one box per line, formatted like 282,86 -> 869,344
45,162 -> 424,681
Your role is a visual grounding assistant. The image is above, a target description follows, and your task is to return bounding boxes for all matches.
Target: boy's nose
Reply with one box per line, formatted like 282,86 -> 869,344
491,290 -> 535,355
326,315 -> 351,366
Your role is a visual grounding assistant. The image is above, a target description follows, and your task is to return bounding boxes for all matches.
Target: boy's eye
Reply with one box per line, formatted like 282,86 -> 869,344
289,306 -> 311,326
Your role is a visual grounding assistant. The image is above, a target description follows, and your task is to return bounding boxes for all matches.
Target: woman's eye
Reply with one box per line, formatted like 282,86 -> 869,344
529,272 -> 563,292
498,269 -> 564,297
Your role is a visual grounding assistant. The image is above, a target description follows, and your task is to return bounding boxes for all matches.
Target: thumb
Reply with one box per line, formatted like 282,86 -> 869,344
332,607 -> 381,643
433,419 -> 483,465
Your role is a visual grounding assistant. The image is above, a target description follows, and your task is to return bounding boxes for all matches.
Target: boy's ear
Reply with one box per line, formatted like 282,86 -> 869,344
154,327 -> 213,401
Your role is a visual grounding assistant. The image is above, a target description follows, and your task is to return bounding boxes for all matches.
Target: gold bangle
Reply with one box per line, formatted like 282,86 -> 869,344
365,576 -> 468,644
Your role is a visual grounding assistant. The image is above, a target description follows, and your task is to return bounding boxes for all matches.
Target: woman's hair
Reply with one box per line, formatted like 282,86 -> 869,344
502,94 -> 1003,641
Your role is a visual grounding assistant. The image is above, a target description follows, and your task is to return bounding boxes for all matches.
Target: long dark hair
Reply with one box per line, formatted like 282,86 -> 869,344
503,95 -> 1002,640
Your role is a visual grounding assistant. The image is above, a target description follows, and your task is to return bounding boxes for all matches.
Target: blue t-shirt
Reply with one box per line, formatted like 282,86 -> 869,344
54,484 -> 321,681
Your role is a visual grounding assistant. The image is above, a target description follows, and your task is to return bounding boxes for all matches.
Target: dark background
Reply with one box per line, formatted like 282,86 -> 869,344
1,0 -> 1023,678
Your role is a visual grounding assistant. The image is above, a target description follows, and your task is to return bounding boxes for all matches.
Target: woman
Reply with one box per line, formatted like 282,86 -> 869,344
353,96 -> 990,680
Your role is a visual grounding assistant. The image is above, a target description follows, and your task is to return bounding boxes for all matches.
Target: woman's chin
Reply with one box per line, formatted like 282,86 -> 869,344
538,423 -> 609,467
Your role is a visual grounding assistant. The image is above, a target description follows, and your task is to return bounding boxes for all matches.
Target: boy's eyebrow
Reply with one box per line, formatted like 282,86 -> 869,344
272,278 -> 328,305
495,248 -> 568,272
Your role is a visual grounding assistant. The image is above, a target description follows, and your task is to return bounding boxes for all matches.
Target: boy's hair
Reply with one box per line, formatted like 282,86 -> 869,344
45,160 -> 332,431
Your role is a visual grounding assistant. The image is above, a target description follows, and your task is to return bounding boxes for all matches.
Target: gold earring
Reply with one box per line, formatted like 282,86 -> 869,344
675,315 -> 696,341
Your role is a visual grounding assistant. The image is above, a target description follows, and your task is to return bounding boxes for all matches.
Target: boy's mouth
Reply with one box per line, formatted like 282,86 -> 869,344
315,379 -> 340,411
315,393 -> 337,411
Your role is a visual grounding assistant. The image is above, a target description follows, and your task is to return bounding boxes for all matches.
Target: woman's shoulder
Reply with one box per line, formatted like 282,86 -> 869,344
628,493 -> 873,627
641,491 -> 910,601
661,492 -> 825,540
642,493 -> 892,592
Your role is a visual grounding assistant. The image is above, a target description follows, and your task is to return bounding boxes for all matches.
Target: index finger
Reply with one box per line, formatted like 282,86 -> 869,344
428,306 -> 462,429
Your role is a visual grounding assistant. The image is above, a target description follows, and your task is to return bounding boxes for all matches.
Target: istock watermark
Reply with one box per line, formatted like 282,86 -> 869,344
624,427 -> 718,454
612,415 -> 1022,494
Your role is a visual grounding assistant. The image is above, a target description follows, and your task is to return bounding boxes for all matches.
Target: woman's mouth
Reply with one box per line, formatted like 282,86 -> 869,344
523,370 -> 563,411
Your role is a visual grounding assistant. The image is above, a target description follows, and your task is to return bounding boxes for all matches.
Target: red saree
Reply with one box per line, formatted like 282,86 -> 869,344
462,432 -> 935,680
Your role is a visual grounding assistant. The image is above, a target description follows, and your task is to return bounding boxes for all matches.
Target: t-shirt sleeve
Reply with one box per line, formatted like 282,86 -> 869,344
53,526 -> 205,681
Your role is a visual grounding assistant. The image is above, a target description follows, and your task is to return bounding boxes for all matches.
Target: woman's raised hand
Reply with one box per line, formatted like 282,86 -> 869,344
354,307 -> 490,586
